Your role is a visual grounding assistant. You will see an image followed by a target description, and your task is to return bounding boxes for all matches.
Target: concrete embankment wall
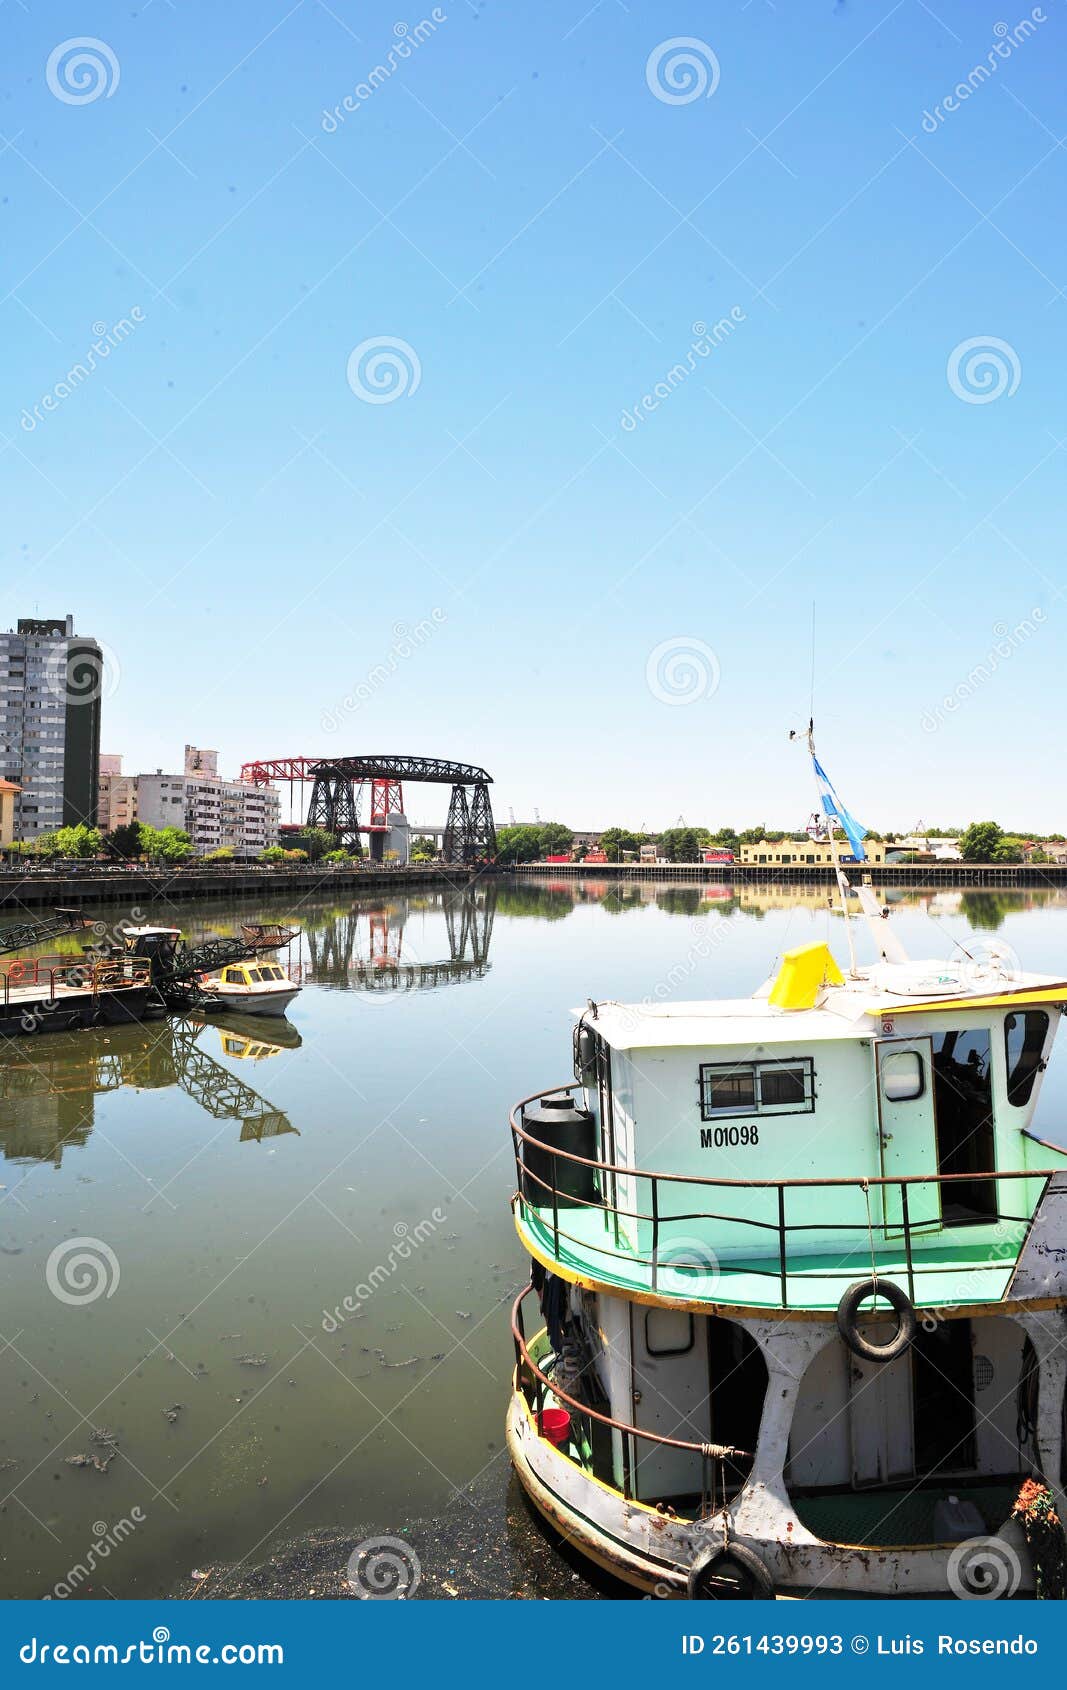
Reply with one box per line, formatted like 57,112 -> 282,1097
512,861 -> 1067,888
0,864 -> 479,912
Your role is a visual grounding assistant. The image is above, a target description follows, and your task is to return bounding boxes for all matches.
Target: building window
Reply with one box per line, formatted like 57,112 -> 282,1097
698,1058 -> 815,1120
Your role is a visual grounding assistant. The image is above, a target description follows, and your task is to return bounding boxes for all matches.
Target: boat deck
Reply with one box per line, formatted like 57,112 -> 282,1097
792,1482 -> 1019,1548
515,1203 -> 1024,1312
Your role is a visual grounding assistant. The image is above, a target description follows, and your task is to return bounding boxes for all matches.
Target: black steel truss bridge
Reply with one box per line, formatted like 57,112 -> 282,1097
240,755 -> 496,864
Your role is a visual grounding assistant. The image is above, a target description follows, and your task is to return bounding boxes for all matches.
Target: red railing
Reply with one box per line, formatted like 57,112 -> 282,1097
1,957 -> 152,1006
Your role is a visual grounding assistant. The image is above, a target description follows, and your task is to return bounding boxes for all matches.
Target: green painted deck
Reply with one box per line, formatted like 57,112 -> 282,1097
516,1203 -> 1024,1311
792,1482 -> 1019,1547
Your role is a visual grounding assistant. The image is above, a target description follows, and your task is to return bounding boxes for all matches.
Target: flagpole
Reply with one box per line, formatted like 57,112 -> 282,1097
807,719 -> 860,978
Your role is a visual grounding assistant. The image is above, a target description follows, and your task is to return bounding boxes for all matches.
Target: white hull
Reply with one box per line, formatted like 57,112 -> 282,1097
202,986 -> 300,1018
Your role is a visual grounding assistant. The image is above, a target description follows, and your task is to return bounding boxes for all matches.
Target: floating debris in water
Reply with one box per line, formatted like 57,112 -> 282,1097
455,1311 -> 471,1320
65,1448 -> 116,1473
235,1355 -> 269,1368
162,1404 -> 183,1425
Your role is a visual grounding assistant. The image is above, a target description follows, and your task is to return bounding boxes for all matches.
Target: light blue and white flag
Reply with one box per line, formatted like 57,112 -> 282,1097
812,756 -> 867,862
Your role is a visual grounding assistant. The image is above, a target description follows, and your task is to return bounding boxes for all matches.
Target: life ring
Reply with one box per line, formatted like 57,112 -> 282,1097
687,1542 -> 775,1600
836,1277 -> 916,1364
7,962 -> 27,984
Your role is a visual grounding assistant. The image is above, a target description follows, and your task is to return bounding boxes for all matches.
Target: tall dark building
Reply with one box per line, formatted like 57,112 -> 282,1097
0,615 -> 103,839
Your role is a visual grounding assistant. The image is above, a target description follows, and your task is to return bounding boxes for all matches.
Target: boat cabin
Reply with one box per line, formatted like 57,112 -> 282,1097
218,963 -> 288,989
514,942 -> 1067,1315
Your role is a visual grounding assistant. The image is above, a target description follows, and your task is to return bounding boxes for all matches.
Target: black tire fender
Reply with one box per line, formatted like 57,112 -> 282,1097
688,1541 -> 775,1600
836,1277 -> 916,1364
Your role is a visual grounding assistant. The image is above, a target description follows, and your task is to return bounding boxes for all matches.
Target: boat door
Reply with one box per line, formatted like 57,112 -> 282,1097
628,1305 -> 708,1503
875,1037 -> 941,1236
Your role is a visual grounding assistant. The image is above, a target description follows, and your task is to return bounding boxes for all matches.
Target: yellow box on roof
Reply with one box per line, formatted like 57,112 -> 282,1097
769,941 -> 844,1010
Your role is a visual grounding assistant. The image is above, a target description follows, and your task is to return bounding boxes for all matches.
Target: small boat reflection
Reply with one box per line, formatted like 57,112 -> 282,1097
0,1018 -> 299,1167
195,1011 -> 303,1058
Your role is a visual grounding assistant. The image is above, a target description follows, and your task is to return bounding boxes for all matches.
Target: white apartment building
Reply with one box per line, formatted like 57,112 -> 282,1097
134,746 -> 279,859
0,616 -> 101,840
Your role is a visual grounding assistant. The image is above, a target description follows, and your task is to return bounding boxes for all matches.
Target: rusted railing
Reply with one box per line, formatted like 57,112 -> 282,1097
510,1085 -> 1058,1308
1,957 -> 152,1007
511,1284 -> 749,1506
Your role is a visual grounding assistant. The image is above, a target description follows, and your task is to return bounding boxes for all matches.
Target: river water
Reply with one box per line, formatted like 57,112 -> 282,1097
2,876 -> 1066,1599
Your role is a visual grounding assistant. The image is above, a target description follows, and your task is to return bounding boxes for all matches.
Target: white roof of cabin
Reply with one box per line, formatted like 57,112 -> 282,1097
579,958 -> 1067,1053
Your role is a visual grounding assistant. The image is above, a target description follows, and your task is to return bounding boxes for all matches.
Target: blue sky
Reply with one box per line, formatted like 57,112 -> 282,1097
3,1 -> 1064,831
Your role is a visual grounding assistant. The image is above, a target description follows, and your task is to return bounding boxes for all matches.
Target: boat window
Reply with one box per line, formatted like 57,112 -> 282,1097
1004,1010 -> 1049,1107
247,969 -> 263,982
645,1309 -> 694,1356
759,1065 -> 808,1107
701,1066 -> 756,1114
881,1048 -> 924,1103
699,1057 -> 815,1119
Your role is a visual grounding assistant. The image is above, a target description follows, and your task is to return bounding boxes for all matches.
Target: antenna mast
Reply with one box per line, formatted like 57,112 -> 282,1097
806,719 -> 859,978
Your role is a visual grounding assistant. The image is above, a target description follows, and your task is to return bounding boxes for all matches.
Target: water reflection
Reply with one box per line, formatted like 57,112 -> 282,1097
302,884 -> 496,990
533,876 -> 1067,925
0,1016 -> 298,1167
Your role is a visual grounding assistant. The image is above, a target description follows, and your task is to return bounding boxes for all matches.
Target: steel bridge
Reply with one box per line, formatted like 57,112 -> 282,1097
239,755 -> 496,864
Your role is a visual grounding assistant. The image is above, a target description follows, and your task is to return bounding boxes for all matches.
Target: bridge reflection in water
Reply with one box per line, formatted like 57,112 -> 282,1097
0,887 -> 500,1168
0,1016 -> 301,1168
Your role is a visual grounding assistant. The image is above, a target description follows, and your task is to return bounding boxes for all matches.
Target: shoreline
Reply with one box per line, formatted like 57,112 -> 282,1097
512,861 -> 1063,888
0,862 -> 485,912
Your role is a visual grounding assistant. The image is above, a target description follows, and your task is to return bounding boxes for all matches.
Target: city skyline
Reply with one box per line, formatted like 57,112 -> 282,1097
4,4 -> 1064,827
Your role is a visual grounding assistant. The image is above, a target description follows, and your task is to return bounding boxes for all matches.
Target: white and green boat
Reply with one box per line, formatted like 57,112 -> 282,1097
506,739 -> 1067,1599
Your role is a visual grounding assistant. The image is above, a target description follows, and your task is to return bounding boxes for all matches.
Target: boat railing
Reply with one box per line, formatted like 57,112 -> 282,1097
510,1085 -> 1053,1309
511,1284 -> 748,1509
0,956 -> 152,1005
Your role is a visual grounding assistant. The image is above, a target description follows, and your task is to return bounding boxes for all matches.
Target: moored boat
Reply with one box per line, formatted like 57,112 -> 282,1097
198,959 -> 301,1018
0,953 -> 155,1034
506,731 -> 1067,1599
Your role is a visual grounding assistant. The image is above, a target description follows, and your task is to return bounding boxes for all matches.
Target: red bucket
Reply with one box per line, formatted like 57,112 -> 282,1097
539,1407 -> 571,1447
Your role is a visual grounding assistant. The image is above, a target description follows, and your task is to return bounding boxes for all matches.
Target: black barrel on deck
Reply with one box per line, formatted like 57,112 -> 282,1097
520,1093 -> 597,1210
